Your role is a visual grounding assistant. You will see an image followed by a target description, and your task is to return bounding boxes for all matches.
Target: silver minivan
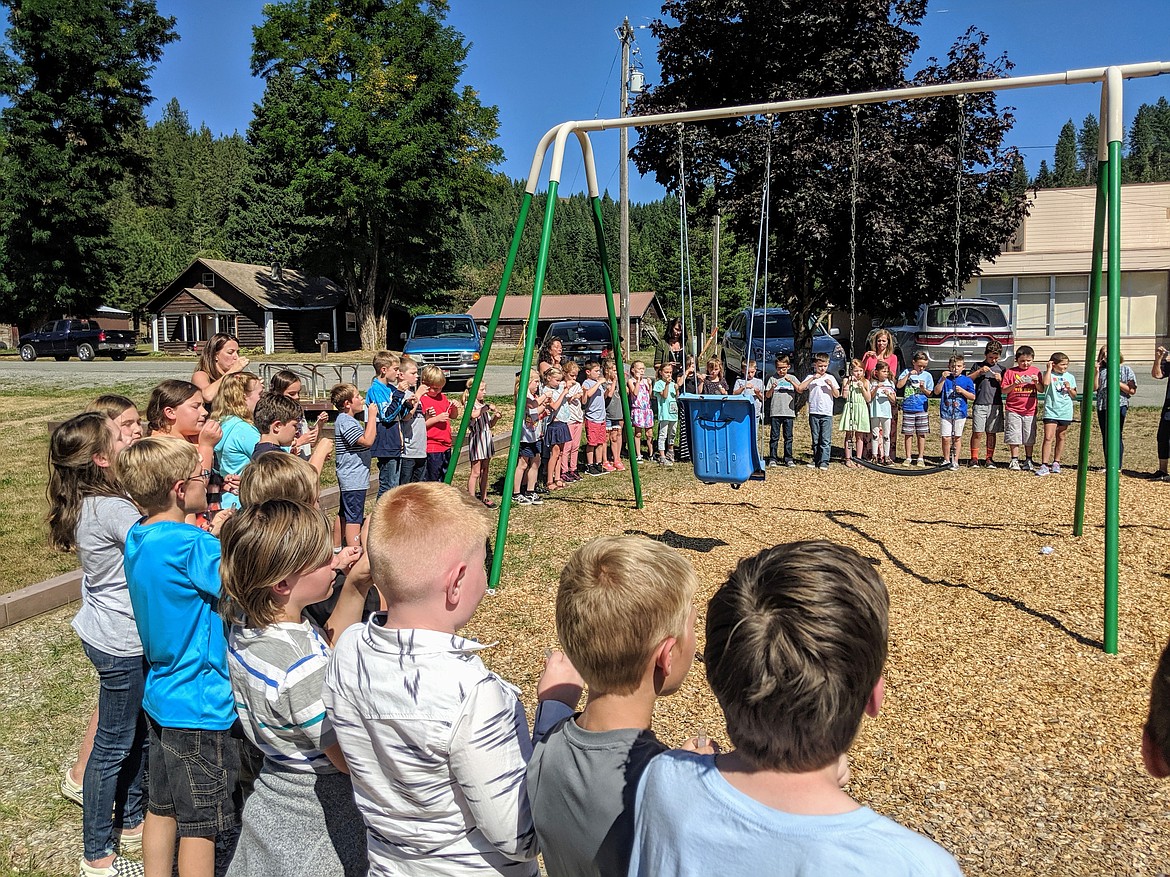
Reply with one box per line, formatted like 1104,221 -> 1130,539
885,299 -> 1014,375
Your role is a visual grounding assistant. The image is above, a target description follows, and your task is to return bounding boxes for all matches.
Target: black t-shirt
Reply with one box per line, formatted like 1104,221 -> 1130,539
250,441 -> 286,461
971,360 -> 1004,406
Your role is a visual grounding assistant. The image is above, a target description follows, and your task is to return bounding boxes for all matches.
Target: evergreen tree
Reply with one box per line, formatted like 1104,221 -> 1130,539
0,0 -> 177,321
245,0 -> 503,349
1125,98 -> 1170,183
1034,159 -> 1053,188
1077,113 -> 1099,185
1052,119 -> 1079,187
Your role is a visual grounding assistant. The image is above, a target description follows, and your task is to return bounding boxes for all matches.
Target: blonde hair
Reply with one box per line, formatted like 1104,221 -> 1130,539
87,394 -> 136,420
116,436 -> 200,514
239,453 -> 318,506
210,372 -> 260,422
367,482 -> 490,604
557,536 -> 698,694
219,500 -> 333,628
373,350 -> 399,373
419,364 -> 446,388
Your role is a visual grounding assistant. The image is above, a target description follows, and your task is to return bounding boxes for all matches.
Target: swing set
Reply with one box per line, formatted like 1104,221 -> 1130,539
443,61 -> 1170,654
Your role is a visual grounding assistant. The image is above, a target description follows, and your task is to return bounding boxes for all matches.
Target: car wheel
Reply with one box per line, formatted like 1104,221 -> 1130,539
77,343 -> 95,362
19,344 -> 37,362
111,353 -> 126,361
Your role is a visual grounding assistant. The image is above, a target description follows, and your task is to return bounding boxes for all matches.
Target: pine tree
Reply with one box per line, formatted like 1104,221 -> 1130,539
1035,160 -> 1053,188
1077,114 -> 1100,185
1052,119 -> 1079,187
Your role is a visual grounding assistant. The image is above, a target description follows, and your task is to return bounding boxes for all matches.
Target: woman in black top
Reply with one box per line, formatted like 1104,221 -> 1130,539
1152,345 -> 1170,479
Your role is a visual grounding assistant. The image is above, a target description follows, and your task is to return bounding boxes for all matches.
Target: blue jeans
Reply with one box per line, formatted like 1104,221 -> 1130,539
375,456 -> 401,497
81,642 -> 148,860
809,414 -> 833,467
1097,407 -> 1128,467
769,416 -> 794,462
400,457 -> 425,484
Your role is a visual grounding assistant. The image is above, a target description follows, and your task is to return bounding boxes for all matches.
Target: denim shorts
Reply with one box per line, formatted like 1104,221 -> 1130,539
338,489 -> 366,525
147,719 -> 241,836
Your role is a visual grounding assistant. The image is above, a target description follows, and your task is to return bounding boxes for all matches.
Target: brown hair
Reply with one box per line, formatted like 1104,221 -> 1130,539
197,332 -> 240,382
984,339 -> 1004,356
239,452 -> 318,506
219,500 -> 333,628
330,383 -> 359,410
254,392 -> 303,435
366,482 -> 490,604
704,540 -> 888,772
1147,638 -> 1170,770
557,536 -> 697,694
116,436 -> 200,514
146,380 -> 201,433
268,369 -> 303,397
46,413 -> 123,551
87,394 -> 136,420
210,372 -> 260,422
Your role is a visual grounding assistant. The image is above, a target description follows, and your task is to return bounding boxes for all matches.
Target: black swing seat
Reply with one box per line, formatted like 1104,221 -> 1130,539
853,457 -> 954,476
682,394 -> 765,487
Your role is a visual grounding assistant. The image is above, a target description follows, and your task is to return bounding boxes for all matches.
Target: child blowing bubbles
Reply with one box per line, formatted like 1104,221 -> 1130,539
463,381 -> 500,506
838,360 -> 872,468
1036,352 -> 1077,476
419,365 -> 458,482
934,355 -> 976,471
218,500 -> 370,877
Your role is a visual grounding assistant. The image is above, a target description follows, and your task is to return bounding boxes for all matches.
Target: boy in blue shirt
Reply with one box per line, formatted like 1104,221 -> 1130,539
628,540 -> 962,877
117,437 -> 240,877
933,355 -> 976,471
366,350 -> 407,497
897,352 -> 935,465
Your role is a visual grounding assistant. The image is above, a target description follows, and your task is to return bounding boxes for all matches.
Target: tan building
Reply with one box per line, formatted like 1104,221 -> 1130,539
968,182 -> 1170,362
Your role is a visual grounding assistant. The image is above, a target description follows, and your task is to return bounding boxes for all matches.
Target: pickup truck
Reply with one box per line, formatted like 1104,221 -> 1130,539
399,314 -> 482,388
19,319 -> 138,362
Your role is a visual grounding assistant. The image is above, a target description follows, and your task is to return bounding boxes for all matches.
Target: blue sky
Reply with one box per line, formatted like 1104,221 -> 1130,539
148,0 -> 1170,203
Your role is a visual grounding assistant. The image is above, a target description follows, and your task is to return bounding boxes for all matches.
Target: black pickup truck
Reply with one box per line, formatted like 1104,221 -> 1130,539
19,319 -> 138,362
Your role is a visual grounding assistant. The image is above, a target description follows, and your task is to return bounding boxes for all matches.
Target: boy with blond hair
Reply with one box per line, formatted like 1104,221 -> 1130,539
323,482 -> 580,877
117,437 -> 240,877
628,540 -> 962,876
528,535 -> 702,877
367,350 -> 406,496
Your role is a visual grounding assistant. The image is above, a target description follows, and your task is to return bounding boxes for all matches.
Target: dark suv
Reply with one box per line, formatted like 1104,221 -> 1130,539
721,308 -> 846,380
543,320 -> 614,366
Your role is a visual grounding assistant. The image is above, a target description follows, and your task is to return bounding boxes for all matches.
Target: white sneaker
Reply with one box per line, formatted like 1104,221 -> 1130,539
1035,464 -> 1050,477
1052,462 -> 1062,474
1008,459 -> 1021,471
61,768 -> 83,807
79,856 -> 145,877
950,460 -> 960,471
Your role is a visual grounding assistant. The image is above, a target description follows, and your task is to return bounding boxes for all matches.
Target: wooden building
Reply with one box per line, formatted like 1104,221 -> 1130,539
467,292 -> 665,347
966,182 -> 1170,362
145,258 -> 362,354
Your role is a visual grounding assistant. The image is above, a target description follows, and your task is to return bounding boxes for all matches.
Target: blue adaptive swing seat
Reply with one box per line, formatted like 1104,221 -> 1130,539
681,394 -> 765,487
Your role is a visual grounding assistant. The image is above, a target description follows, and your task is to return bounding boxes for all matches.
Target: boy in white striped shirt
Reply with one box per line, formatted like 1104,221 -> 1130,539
323,482 -> 581,877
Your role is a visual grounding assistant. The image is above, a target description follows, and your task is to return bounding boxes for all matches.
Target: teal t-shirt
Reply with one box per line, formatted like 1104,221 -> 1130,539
1044,371 -> 1077,421
653,380 -> 678,422
124,520 -> 234,730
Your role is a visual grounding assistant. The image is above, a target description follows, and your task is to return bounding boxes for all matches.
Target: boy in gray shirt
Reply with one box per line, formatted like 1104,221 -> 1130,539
528,536 -> 707,877
764,354 -> 798,466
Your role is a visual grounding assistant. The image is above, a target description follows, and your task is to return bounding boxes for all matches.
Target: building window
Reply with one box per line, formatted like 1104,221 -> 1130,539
216,314 -> 238,336
1015,276 -> 1050,333
345,311 -> 357,332
1053,275 -> 1088,335
980,271 -> 1168,337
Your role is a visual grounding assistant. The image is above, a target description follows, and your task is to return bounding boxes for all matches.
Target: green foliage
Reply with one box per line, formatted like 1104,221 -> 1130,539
1077,114 -> 1099,185
241,0 -> 503,349
0,0 -> 177,322
1051,119 -> 1079,187
631,3 -> 1027,360
1124,97 -> 1170,183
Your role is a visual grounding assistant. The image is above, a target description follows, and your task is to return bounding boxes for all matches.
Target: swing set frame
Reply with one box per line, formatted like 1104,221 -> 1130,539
443,61 -> 1170,654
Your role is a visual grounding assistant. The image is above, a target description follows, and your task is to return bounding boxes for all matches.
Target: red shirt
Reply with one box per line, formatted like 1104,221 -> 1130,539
862,352 -> 898,381
1002,366 -> 1041,415
421,390 -> 453,452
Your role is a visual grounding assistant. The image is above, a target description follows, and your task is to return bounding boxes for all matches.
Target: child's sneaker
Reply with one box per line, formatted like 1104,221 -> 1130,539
117,826 -> 143,856
913,457 -> 923,467
614,460 -> 625,471
602,461 -> 616,472
513,493 -> 532,505
1051,462 -> 1061,474
1024,458 -> 1035,472
527,492 -> 543,505
950,459 -> 960,471
78,856 -> 145,877
984,459 -> 997,469
1035,464 -> 1050,477
785,459 -> 796,467
61,767 -> 83,807
1008,458 -> 1021,471
818,464 -> 829,471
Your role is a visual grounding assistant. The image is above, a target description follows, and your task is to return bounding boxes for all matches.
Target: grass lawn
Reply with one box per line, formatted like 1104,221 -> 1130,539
3,376 -> 1170,876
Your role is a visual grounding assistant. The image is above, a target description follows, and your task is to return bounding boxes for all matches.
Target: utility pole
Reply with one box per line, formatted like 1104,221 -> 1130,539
711,207 -> 720,334
618,17 -> 634,357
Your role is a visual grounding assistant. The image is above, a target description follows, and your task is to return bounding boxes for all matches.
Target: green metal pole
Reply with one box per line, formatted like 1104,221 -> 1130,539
1072,162 -> 1109,536
446,192 -> 533,487
1104,138 -> 1121,654
589,196 -> 643,509
488,185 -> 559,589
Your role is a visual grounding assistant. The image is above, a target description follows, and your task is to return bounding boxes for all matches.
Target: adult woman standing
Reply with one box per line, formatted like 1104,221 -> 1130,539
1150,345 -> 1170,480
192,333 -> 250,404
656,318 -> 690,461
862,329 -> 900,456
538,337 -> 564,376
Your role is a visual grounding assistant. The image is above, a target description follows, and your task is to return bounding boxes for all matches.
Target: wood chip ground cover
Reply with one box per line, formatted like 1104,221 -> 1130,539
3,423 -> 1170,875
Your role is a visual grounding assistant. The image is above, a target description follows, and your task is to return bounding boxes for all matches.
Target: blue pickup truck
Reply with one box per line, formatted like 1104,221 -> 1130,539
400,314 -> 482,388
19,319 -> 138,362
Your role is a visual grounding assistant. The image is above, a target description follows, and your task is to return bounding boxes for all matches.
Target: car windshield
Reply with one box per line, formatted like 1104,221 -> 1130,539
412,318 -> 476,338
747,314 -> 827,338
551,324 -> 610,343
927,304 -> 1008,329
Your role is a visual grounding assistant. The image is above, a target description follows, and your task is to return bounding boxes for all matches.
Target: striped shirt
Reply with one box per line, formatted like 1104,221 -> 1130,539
227,619 -> 338,774
323,618 -> 551,877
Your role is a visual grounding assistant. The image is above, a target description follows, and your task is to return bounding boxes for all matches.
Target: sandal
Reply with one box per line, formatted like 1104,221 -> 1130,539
482,498 -> 497,508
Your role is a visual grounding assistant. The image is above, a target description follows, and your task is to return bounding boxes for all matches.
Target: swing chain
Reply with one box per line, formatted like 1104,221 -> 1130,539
849,105 -> 860,357
952,95 -> 967,352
